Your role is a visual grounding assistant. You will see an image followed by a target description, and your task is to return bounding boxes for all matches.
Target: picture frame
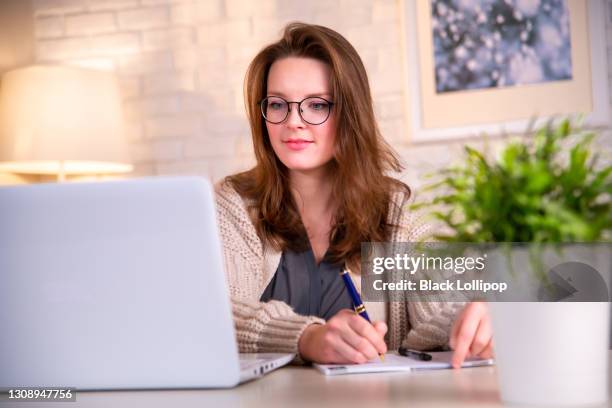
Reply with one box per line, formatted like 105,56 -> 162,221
400,0 -> 610,143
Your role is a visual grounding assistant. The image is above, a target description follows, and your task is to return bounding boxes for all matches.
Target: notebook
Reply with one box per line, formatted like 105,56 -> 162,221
314,351 -> 494,376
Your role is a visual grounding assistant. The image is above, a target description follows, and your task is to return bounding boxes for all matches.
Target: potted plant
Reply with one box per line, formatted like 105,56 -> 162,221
411,118 -> 611,406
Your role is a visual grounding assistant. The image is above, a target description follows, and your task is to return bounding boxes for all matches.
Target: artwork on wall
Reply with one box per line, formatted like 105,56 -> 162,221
401,0 -> 610,142
432,0 -> 573,93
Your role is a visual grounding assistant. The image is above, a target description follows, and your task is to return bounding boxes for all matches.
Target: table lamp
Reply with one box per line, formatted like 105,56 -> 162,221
0,64 -> 133,182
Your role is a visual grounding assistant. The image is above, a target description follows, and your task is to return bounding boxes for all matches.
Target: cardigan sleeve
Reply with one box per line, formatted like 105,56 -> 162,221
392,191 -> 467,351
214,181 -> 325,362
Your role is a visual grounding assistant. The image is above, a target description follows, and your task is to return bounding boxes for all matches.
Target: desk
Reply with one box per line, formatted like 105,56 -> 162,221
2,353 -> 611,408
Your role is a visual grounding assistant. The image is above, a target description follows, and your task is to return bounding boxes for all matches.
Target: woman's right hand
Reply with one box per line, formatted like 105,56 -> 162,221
298,309 -> 388,364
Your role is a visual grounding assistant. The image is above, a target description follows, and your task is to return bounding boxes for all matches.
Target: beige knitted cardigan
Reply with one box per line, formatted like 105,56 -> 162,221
214,180 -> 463,362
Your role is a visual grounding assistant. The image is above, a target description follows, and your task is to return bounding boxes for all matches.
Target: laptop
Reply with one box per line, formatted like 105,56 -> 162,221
0,177 -> 294,390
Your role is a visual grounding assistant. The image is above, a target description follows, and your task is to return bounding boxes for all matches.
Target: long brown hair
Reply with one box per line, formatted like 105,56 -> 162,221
226,22 -> 409,267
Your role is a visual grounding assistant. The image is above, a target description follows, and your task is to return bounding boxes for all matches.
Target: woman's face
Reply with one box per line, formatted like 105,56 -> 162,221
265,57 -> 336,175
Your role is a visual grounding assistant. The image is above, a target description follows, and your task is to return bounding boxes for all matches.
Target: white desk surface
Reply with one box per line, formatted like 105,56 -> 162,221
2,352 -> 611,408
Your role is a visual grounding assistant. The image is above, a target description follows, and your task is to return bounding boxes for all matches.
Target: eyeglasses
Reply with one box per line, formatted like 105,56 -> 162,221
259,96 -> 334,125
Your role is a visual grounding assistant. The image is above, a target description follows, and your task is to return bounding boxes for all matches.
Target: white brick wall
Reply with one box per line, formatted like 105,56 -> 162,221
141,26 -> 193,51
145,115 -> 201,139
33,0 -> 87,15
88,0 -> 139,12
118,51 -> 173,74
169,1 -> 223,25
142,70 -> 196,95
35,16 -> 64,38
117,7 -> 169,30
65,12 -> 116,35
29,0 -> 612,184
91,32 -> 141,54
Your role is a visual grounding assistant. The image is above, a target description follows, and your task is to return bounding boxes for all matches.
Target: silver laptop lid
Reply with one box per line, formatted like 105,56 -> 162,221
0,177 -> 241,389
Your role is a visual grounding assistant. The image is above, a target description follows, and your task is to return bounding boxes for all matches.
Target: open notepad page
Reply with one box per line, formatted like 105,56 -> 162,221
314,351 -> 494,376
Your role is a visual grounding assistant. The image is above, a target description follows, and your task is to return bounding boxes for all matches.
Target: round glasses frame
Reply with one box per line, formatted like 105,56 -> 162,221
258,96 -> 334,125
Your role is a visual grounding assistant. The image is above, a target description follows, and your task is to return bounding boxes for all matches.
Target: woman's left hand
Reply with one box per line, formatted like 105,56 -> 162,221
449,301 -> 494,368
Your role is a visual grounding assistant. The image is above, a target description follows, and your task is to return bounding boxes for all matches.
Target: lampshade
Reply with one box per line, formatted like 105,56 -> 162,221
0,65 -> 133,180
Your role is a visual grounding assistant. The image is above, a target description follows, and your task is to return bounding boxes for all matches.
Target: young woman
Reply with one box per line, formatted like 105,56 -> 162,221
215,22 -> 493,367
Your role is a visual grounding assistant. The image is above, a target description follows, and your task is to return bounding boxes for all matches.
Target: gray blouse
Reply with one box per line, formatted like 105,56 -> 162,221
259,247 -> 354,321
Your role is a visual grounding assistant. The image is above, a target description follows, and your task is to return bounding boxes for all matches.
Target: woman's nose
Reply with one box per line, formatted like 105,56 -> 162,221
285,103 -> 305,127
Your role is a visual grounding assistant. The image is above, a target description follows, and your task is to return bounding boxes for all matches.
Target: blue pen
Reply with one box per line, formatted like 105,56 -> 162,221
340,269 -> 385,361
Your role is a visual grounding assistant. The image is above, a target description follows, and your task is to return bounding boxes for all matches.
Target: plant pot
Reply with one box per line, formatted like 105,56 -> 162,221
487,245 -> 610,406
490,302 -> 609,406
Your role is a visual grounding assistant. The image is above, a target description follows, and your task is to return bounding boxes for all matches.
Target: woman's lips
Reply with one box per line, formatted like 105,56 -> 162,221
283,139 -> 313,151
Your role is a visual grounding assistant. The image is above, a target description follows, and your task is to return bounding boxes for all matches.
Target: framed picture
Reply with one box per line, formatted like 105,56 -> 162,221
400,0 -> 610,143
